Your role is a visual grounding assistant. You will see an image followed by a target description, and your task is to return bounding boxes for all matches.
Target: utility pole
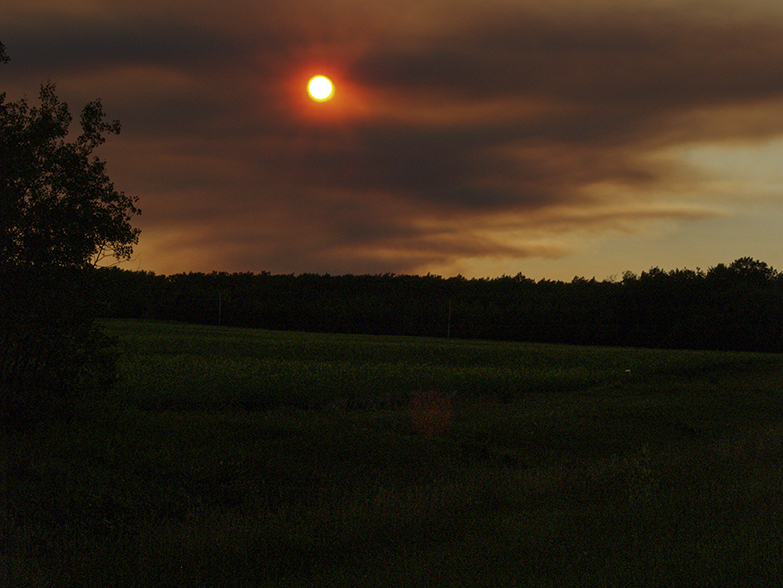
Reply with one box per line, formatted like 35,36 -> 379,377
218,291 -> 222,327
447,298 -> 452,339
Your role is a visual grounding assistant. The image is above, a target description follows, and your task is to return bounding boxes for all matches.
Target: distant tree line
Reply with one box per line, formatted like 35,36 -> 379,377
94,257 -> 783,353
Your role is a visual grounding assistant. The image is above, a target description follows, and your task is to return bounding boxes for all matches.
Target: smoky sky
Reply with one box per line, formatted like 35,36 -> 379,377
3,0 -> 783,276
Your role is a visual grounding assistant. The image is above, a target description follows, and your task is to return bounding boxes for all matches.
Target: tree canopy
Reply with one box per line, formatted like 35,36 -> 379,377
1,42 -> 141,428
96,257 -> 783,353
0,82 -> 140,270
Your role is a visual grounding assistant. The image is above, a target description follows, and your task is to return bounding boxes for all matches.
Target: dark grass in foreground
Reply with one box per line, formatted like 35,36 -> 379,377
4,319 -> 783,586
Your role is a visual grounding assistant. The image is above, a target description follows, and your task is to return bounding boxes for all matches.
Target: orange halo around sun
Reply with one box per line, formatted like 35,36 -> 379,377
307,75 -> 334,101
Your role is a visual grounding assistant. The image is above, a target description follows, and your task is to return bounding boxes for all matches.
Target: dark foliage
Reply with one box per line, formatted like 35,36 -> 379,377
1,45 -> 140,428
0,83 -> 140,268
0,267 -> 118,426
96,257 -> 783,352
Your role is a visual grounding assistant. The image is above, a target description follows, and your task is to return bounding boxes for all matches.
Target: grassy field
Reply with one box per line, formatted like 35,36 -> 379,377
5,319 -> 783,586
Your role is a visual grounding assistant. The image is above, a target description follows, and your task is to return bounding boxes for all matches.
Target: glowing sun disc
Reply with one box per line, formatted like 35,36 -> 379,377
308,76 -> 333,101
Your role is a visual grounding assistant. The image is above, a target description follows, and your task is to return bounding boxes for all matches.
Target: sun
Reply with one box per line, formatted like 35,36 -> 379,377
307,75 -> 333,101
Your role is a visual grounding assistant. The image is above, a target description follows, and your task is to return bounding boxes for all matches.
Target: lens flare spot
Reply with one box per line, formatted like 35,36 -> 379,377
410,390 -> 452,436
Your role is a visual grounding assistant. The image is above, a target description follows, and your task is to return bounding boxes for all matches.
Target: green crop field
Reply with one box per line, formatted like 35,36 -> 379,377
5,319 -> 783,586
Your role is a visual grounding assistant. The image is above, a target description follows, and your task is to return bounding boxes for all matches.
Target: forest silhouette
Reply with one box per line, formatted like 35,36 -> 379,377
96,257 -> 783,353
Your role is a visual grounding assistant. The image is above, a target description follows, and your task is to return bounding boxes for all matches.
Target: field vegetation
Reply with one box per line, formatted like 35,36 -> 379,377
5,319 -> 783,586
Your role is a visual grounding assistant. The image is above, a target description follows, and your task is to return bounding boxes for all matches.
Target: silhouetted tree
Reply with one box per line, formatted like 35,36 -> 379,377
1,44 -> 140,428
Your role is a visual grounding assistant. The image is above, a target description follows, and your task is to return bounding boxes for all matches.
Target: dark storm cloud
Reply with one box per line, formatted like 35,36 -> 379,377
351,9 -> 783,109
228,3 -> 783,239
4,0 -> 783,275
196,3 -> 783,272
339,9 -> 783,186
6,12 -> 232,74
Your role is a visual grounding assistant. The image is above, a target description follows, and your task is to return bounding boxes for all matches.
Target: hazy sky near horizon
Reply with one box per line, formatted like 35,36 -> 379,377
4,0 -> 783,280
